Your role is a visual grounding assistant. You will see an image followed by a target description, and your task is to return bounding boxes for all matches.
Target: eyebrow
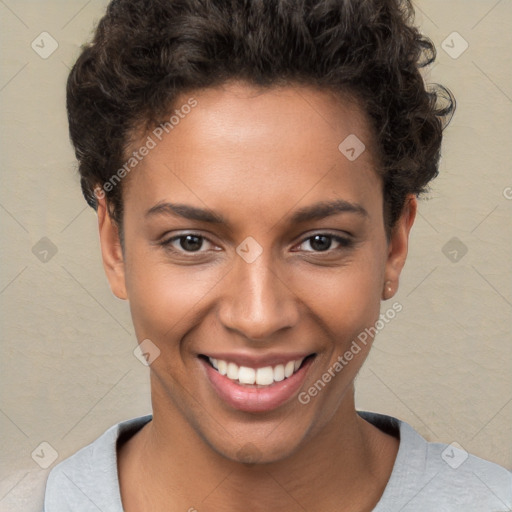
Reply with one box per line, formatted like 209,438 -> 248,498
145,199 -> 368,226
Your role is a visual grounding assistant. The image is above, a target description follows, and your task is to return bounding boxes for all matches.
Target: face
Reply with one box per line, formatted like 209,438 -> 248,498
98,81 -> 415,463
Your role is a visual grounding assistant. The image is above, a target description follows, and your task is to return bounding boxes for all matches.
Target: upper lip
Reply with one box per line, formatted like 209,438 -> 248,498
200,352 -> 315,368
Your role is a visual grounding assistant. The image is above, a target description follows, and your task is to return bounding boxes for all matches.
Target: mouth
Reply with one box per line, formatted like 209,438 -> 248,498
198,353 -> 316,412
200,354 -> 315,387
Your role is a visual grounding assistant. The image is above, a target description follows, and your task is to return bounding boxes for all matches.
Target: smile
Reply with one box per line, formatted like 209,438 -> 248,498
199,353 -> 316,412
207,356 -> 306,387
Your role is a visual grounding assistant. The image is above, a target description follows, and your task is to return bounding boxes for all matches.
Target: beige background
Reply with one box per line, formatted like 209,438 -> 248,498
1,0 -> 511,510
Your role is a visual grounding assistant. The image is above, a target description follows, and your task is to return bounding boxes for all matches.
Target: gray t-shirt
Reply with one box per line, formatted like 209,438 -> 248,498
43,411 -> 512,511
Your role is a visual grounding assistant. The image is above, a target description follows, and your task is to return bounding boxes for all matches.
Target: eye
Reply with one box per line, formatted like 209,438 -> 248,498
159,232 -> 353,256
160,233 -> 217,254
295,233 -> 353,253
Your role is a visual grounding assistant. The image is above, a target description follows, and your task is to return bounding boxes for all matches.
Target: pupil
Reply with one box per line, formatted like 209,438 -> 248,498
181,235 -> 202,251
311,235 -> 331,251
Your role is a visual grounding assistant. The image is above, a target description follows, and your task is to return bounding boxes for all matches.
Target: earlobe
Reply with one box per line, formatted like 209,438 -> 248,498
96,194 -> 128,300
382,195 -> 417,300
382,280 -> 394,300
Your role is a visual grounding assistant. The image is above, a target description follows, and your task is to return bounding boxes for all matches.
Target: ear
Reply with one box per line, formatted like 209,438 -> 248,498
96,192 -> 128,300
382,195 -> 417,300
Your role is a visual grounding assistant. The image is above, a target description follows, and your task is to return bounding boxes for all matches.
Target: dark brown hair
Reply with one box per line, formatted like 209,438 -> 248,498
67,0 -> 455,234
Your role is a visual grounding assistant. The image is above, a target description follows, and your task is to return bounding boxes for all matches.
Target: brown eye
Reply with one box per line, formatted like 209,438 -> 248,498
308,235 -> 332,252
177,235 -> 203,252
160,233 -> 215,254
296,234 -> 353,253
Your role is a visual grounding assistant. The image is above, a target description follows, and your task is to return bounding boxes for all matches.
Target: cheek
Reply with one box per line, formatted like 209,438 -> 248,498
296,250 -> 386,338
124,246 -> 225,341
124,232 -> 387,348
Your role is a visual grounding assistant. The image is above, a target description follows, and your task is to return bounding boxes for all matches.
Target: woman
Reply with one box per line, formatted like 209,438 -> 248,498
43,0 -> 511,510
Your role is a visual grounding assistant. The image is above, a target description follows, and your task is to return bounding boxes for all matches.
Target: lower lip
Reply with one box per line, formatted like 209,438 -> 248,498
201,357 -> 314,413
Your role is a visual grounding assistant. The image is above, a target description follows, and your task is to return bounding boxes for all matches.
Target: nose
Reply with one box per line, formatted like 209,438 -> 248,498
218,250 -> 300,342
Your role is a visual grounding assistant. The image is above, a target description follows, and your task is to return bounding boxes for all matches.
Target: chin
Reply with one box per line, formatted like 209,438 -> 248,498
226,438 -> 301,465
198,419 -> 310,466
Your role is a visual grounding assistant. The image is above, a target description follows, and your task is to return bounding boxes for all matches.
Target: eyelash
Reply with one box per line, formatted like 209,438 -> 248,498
158,232 -> 354,256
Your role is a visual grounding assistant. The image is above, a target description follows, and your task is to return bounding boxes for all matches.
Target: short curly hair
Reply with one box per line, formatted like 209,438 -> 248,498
67,0 -> 455,235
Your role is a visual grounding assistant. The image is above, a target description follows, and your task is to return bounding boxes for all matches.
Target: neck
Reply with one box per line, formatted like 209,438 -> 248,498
118,382 -> 398,512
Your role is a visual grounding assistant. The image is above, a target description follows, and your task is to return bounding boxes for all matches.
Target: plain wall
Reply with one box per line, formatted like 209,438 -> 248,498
1,0 -> 511,509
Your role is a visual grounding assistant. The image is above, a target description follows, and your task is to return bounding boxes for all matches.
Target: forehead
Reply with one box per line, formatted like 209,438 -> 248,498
165,81 -> 375,161
123,82 -> 381,223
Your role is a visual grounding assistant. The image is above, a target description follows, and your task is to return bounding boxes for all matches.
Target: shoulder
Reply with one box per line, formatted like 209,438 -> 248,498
358,411 -> 512,511
418,439 -> 512,510
43,414 -> 152,512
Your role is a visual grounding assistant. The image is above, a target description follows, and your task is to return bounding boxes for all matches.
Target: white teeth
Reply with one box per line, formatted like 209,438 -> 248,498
284,360 -> 295,378
208,356 -> 306,386
273,364 -> 285,382
256,366 -> 274,386
217,359 -> 227,375
238,366 -> 256,385
227,362 -> 239,380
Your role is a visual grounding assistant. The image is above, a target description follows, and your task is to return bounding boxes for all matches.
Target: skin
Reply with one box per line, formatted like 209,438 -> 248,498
96,81 -> 416,511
